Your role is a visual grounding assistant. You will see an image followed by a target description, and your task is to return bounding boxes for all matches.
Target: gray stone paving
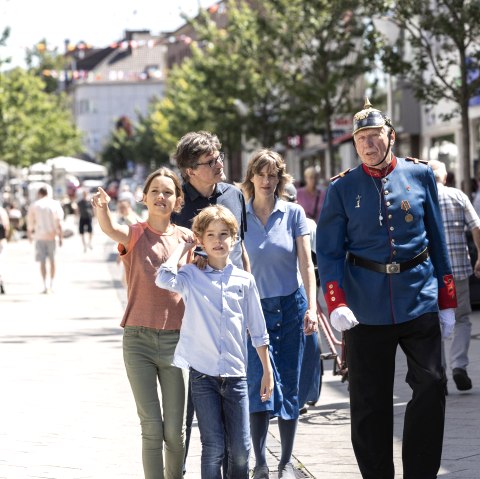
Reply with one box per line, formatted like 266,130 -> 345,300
0,219 -> 479,478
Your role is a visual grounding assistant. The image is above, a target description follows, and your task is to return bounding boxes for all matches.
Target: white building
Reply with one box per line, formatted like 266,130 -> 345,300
66,31 -> 167,161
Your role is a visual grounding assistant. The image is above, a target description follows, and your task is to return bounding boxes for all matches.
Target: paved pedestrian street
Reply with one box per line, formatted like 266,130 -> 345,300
1,224 -> 479,478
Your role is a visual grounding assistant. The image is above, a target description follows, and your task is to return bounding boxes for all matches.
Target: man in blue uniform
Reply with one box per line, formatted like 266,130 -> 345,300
316,99 -> 457,479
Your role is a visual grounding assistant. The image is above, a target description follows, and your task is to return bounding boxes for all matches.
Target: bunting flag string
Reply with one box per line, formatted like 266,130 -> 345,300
34,1 -> 227,58
35,35 -> 195,56
41,68 -> 163,82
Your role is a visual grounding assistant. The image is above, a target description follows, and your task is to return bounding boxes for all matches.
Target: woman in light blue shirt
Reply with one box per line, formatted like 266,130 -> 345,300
241,149 -> 318,479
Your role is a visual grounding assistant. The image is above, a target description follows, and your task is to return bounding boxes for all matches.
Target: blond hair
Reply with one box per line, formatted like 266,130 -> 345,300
192,205 -> 238,240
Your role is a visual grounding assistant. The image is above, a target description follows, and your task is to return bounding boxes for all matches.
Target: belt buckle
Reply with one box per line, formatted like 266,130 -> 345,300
386,263 -> 400,274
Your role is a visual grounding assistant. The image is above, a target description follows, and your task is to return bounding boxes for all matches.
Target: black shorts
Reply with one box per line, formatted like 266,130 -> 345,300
79,217 -> 93,234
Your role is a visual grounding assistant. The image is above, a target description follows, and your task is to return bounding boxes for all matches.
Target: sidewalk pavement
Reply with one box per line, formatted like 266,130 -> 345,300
0,218 -> 479,478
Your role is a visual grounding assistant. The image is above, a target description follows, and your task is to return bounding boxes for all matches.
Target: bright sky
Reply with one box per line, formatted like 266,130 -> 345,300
0,0 -> 214,68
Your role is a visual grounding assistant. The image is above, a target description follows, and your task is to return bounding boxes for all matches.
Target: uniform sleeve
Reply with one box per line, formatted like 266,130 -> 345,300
245,276 -> 270,348
316,183 -> 348,314
424,168 -> 457,309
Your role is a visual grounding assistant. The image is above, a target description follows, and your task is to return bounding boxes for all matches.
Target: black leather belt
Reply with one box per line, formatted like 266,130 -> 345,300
347,248 -> 429,274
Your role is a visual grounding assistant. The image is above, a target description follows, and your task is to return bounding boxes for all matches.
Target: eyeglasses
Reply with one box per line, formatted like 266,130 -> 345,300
195,152 -> 225,169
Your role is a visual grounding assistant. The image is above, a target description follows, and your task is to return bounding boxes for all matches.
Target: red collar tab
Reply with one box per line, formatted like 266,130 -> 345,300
362,156 -> 397,178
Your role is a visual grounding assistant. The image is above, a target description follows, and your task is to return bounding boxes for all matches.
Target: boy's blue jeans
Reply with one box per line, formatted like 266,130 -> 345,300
190,368 -> 250,479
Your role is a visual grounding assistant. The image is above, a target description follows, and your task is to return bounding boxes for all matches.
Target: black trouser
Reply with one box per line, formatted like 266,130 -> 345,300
345,313 -> 446,479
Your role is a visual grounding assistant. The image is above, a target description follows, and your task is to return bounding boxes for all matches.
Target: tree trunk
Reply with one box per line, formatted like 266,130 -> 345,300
461,102 -> 471,197
325,113 -> 336,175
460,48 -> 472,197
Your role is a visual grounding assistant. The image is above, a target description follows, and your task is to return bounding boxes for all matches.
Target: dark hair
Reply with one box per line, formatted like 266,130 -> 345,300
142,167 -> 184,213
38,187 -> 48,197
173,131 -> 221,181
241,149 -> 292,201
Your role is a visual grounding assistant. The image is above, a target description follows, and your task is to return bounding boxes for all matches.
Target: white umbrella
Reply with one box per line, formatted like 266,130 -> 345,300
45,156 -> 107,178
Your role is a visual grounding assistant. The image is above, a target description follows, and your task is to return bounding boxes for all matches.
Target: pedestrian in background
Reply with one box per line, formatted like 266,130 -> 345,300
429,159 -> 480,391
92,167 -> 193,479
241,149 -> 317,479
27,186 -> 64,294
76,189 -> 94,252
316,99 -> 457,479
0,203 -> 10,294
296,165 -> 325,222
116,198 -> 140,226
171,130 -> 250,474
156,205 -> 273,479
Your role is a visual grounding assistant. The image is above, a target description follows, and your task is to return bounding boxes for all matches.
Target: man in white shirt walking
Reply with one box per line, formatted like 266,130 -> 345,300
27,186 -> 64,293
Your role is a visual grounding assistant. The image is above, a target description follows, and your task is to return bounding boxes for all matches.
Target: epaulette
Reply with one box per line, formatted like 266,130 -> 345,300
330,168 -> 351,181
405,156 -> 429,165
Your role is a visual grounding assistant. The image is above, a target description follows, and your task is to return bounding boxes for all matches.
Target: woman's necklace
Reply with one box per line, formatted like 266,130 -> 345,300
253,199 -> 274,226
369,174 -> 384,226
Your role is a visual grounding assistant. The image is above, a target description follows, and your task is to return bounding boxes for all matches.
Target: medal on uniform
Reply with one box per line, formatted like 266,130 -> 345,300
401,200 -> 413,222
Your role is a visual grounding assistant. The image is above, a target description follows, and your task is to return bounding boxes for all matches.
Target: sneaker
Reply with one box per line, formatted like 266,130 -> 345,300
253,464 -> 270,479
278,462 -> 296,478
452,368 -> 472,391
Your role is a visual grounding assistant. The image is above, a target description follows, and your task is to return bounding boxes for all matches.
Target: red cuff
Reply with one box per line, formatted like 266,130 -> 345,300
324,281 -> 348,315
438,274 -> 457,309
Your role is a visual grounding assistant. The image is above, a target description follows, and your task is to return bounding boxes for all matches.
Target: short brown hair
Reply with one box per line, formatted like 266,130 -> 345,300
174,131 -> 221,181
192,205 -> 238,240
241,149 -> 292,201
142,167 -> 184,213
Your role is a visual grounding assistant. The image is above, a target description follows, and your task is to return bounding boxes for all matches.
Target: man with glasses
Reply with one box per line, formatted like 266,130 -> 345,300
172,130 -> 250,476
172,130 -> 249,270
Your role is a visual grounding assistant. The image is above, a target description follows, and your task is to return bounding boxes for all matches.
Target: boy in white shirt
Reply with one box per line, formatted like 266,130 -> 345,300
156,205 -> 273,479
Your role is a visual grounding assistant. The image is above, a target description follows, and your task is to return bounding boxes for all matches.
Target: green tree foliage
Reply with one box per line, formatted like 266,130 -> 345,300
260,0 -> 381,171
25,39 -> 67,93
132,110 -> 172,169
143,0 -> 382,178
380,0 -> 480,196
0,27 -> 11,69
0,68 -> 82,167
100,116 -> 136,177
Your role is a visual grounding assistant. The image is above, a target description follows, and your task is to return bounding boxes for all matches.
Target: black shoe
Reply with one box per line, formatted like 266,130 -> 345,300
452,368 -> 472,391
299,406 -> 308,415
0,282 -> 4,294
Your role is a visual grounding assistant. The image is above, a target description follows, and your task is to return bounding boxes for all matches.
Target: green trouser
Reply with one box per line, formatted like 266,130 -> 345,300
123,326 -> 188,479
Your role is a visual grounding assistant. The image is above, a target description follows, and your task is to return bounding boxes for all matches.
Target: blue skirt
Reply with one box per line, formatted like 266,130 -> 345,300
247,287 -> 307,420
